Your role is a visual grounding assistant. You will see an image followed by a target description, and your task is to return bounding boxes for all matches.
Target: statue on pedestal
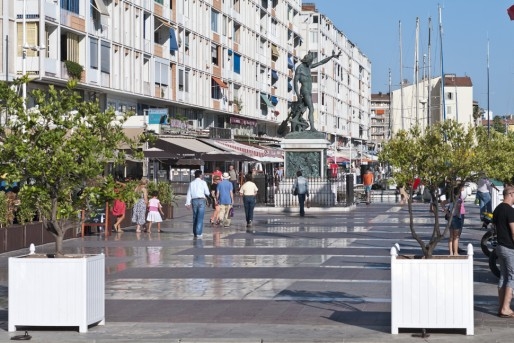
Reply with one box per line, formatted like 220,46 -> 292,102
292,51 -> 341,132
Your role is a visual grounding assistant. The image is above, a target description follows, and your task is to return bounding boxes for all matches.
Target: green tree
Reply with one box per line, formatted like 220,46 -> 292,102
492,116 -> 506,134
0,80 -> 135,255
379,121 -> 479,258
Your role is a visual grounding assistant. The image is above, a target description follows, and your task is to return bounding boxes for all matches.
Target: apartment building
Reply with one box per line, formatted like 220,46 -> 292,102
390,75 -> 473,134
370,92 -> 390,152
2,0 -> 370,148
298,3 -> 371,151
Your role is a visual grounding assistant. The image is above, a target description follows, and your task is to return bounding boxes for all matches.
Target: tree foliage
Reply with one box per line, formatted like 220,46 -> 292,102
379,121 -> 479,258
0,80 -> 135,255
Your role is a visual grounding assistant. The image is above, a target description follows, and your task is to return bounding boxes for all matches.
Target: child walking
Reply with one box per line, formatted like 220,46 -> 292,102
146,191 -> 165,233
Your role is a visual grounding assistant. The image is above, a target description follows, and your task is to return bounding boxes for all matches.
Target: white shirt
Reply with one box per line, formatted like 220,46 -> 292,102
185,178 -> 210,205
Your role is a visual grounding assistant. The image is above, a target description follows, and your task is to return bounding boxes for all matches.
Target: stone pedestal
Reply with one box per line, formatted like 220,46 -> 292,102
281,137 -> 330,178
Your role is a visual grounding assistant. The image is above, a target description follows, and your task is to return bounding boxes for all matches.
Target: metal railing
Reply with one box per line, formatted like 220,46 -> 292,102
253,175 -> 354,207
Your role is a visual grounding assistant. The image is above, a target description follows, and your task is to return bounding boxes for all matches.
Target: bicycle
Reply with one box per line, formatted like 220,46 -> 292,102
480,212 -> 500,278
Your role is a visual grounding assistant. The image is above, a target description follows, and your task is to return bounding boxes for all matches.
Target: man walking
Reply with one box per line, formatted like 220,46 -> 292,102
363,168 -> 374,205
217,172 -> 234,227
292,170 -> 309,217
492,185 -> 514,318
185,170 -> 210,239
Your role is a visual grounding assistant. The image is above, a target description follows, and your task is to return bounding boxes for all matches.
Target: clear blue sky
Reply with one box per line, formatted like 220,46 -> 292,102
312,0 -> 514,116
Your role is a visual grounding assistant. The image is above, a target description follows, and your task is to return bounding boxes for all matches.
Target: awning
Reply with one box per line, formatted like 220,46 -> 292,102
270,96 -> 278,106
155,17 -> 173,30
271,70 -> 278,80
260,93 -> 274,108
154,137 -> 222,155
144,147 -> 181,159
176,158 -> 204,166
271,44 -> 280,58
212,77 -> 228,88
201,151 -> 257,162
169,28 -> 178,51
92,0 -> 109,16
198,139 -> 284,162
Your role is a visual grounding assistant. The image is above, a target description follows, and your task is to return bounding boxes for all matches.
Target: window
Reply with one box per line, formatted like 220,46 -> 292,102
184,31 -> 190,54
17,22 -> 39,57
222,15 -> 228,36
61,32 -> 80,62
178,69 -> 184,91
233,53 -> 241,74
309,30 -> 318,44
90,38 -> 98,69
312,15 -> 318,23
446,92 -> 453,100
211,44 -> 219,65
61,0 -> 80,14
211,9 -> 219,33
233,22 -> 241,43
211,78 -> 222,99
184,70 -> 189,92
233,0 -> 240,12
100,40 -> 110,73
154,60 -> 168,85
271,18 -> 277,36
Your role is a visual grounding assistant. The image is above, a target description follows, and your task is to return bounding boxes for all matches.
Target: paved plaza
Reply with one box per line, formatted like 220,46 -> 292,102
0,197 -> 512,342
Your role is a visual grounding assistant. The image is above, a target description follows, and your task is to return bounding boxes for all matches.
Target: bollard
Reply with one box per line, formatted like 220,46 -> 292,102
346,174 -> 354,206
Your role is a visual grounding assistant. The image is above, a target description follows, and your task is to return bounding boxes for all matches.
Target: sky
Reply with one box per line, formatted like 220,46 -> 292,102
311,0 -> 514,116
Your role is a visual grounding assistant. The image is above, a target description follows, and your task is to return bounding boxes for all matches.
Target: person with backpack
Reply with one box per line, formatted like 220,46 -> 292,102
292,170 -> 309,217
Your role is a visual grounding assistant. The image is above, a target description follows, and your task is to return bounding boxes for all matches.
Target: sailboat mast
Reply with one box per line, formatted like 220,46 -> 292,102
388,68 -> 392,138
487,39 -> 490,137
399,20 -> 404,130
415,17 -> 419,125
427,17 -> 432,128
439,5 -> 446,121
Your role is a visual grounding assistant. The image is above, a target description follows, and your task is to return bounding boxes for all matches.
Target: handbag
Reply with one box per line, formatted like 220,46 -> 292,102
293,188 -> 298,196
444,210 -> 451,221
229,206 -> 234,217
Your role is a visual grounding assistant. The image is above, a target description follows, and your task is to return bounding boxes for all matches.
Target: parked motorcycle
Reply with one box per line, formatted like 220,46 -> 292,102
480,212 -> 500,278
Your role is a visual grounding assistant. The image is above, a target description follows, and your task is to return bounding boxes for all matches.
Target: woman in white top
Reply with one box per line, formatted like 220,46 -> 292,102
239,173 -> 258,231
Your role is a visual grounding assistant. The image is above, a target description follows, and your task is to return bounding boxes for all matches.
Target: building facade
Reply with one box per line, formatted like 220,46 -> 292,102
370,92 -> 390,152
2,0 -> 370,151
390,74 -> 473,134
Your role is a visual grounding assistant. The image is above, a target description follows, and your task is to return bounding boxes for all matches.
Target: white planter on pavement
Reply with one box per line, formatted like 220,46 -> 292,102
390,243 -> 474,335
8,248 -> 105,333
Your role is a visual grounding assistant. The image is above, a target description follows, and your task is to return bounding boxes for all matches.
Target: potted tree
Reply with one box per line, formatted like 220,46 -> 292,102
379,121 -> 488,336
0,79 -> 135,333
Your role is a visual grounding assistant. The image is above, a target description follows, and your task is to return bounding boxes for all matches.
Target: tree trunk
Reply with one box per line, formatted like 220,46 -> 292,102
55,233 -> 64,256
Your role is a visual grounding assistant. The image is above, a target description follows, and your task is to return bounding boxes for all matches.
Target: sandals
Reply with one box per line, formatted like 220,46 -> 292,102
499,312 -> 514,318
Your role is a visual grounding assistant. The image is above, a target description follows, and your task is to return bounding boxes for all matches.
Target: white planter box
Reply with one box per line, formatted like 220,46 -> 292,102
9,253 -> 105,333
390,243 -> 474,335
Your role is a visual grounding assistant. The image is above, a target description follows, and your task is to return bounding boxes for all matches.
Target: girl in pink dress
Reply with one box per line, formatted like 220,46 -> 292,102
146,191 -> 165,233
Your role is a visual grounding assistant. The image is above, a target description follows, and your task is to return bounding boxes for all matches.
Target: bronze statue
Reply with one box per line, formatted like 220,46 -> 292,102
292,51 -> 341,132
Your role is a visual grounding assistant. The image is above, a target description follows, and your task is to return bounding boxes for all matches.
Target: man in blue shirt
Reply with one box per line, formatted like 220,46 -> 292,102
216,172 -> 234,227
185,170 -> 210,239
